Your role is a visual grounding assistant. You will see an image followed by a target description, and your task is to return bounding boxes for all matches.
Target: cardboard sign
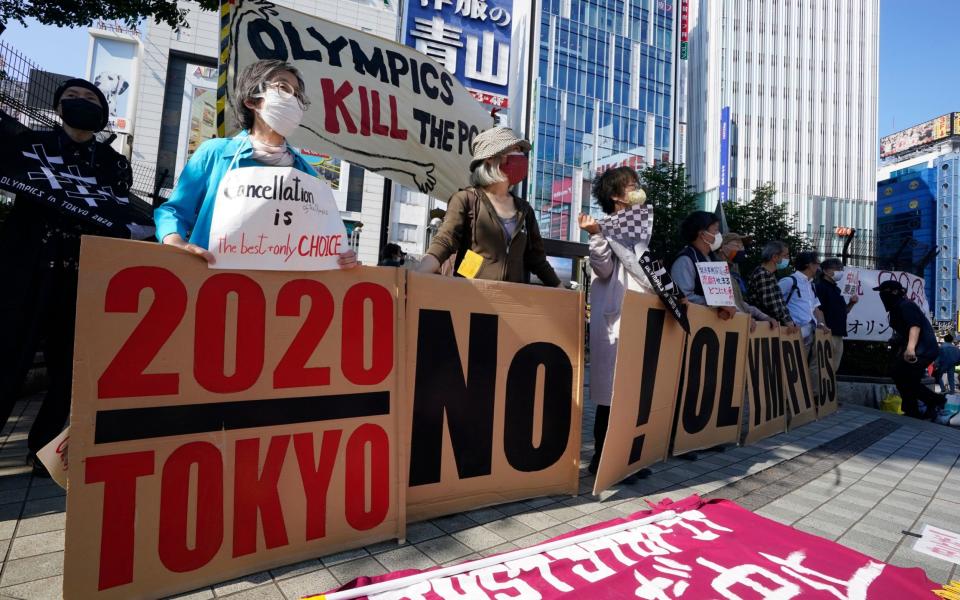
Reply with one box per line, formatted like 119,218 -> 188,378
65,238 -> 405,600
37,426 -> 69,490
815,329 -> 839,419
670,304 -> 749,456
404,273 -> 582,521
695,262 -> 736,307
593,291 -> 684,494
224,0 -> 492,201
743,328 -> 787,445
780,331 -> 817,429
840,269 -> 859,297
208,166 -> 348,270
913,525 -> 960,566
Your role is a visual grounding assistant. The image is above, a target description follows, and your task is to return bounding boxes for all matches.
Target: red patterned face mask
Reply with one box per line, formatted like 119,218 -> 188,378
500,153 -> 529,185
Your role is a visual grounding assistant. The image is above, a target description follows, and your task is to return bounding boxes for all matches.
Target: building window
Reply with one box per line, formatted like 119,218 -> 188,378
346,165 -> 365,213
398,223 -> 417,243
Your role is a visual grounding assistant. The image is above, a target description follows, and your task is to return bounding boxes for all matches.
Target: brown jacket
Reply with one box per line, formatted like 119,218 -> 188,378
426,188 -> 561,287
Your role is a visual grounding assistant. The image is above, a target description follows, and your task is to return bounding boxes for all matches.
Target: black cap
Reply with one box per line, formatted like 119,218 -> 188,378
873,280 -> 906,293
52,78 -> 109,131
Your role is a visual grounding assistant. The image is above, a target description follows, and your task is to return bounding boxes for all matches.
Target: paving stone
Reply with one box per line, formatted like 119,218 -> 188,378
375,545 -> 436,572
484,517 -> 537,541
328,556 -> 388,586
452,525 -> 507,552
164,587 -> 215,599
7,529 -> 63,560
320,547 -> 369,567
464,506 -> 505,525
0,574 -> 64,600
19,496 -> 64,519
269,559 -> 323,582
480,542 -> 519,557
414,536 -> 473,564
13,512 -> 64,538
0,551 -> 63,587
430,513 -> 476,534
512,510 -> 562,532
219,583 -> 284,599
212,571 -> 273,596
275,569 -> 339,600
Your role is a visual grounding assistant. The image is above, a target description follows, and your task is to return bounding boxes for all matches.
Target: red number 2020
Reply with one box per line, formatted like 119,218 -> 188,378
97,269 -> 393,399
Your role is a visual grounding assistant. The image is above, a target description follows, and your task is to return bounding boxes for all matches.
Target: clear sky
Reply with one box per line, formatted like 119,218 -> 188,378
0,1 -> 954,140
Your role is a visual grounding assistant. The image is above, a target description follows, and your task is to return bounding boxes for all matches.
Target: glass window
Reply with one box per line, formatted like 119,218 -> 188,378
346,165 -> 364,213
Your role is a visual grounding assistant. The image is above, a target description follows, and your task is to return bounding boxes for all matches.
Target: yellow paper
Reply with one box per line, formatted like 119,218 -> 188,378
457,250 -> 483,279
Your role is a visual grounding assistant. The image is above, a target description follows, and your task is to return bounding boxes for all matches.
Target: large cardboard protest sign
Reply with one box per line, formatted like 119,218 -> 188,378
815,329 -> 839,418
670,304 -> 749,456
743,327 -> 787,445
404,273 -> 582,521
65,238 -> 405,600
844,268 -> 928,341
224,0 -> 492,201
780,331 -> 818,429
593,291 -> 684,494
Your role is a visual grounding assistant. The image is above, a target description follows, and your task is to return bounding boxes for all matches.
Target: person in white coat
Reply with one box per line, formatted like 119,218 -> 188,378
578,166 -> 654,481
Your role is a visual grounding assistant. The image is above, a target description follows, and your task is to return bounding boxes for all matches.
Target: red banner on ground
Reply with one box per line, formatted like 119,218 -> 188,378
318,495 -> 938,599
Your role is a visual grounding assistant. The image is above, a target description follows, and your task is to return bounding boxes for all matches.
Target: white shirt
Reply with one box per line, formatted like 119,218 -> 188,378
778,273 -> 820,336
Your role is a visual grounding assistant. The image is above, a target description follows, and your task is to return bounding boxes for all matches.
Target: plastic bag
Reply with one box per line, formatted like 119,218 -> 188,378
880,394 -> 904,415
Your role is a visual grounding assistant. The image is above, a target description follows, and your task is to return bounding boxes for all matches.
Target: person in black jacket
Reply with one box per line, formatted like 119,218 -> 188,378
0,78 -> 154,474
876,280 -> 946,419
813,258 -> 859,372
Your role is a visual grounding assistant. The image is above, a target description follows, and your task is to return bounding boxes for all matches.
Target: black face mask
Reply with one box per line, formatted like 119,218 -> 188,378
879,291 -> 902,312
732,252 -> 748,264
60,98 -> 104,132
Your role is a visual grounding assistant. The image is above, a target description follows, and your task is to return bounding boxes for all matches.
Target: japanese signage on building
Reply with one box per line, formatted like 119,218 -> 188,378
719,106 -> 730,202
680,0 -> 689,60
403,0 -> 513,108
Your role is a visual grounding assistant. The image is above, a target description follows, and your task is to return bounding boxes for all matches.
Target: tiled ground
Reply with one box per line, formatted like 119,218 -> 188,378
1,390 -> 959,598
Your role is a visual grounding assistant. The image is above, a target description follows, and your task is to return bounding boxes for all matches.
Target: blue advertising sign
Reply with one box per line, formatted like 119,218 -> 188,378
719,106 -> 730,202
403,0 -> 513,108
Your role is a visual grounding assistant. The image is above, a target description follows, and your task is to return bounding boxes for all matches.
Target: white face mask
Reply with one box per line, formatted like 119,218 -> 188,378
256,88 -> 304,139
705,231 -> 723,252
622,189 -> 647,206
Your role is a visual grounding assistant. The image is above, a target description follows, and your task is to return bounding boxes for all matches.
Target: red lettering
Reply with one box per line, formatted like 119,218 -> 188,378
358,85 -> 371,137
86,451 -> 155,590
159,442 -> 224,573
342,283 -> 394,385
371,90 -> 390,137
98,267 -> 187,399
296,235 -> 343,258
345,424 -> 389,531
273,280 -> 335,389
194,274 -> 266,393
321,79 -> 357,134
232,436 -> 290,557
293,430 -> 342,541
388,94 -> 408,140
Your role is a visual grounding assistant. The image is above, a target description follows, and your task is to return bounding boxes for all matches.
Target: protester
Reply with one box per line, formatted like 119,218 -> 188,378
378,242 -> 405,267
747,241 -> 798,329
813,258 -> 858,372
154,59 -> 357,269
876,280 -> 947,419
934,334 -> 960,394
0,78 -> 153,475
716,232 -> 777,330
670,211 -> 736,320
779,251 -> 829,344
416,126 -> 560,286
578,166 -> 653,481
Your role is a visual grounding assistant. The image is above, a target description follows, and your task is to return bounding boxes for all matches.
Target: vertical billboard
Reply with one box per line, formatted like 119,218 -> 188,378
86,32 -> 139,133
175,64 -> 218,176
719,106 -> 730,202
403,0 -> 513,108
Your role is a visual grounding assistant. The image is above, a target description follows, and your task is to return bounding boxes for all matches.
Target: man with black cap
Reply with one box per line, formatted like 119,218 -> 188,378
875,280 -> 946,419
0,78 -> 153,475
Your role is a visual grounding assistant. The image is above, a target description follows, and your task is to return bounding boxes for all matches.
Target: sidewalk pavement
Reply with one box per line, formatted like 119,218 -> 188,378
0,391 -> 957,599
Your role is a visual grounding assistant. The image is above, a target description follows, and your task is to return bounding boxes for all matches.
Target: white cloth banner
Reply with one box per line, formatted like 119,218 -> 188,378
208,166 -> 347,270
225,0 -> 493,202
841,268 -> 929,341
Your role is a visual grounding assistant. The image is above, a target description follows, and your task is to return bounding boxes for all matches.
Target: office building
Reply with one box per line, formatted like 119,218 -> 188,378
685,0 -> 879,243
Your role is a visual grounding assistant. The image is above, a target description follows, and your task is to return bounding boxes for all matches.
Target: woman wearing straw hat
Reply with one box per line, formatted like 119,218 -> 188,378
416,126 -> 561,286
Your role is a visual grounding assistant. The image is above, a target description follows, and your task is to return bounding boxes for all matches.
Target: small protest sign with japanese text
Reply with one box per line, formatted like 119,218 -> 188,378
208,166 -> 347,270
695,261 -> 736,307
914,524 -> 960,566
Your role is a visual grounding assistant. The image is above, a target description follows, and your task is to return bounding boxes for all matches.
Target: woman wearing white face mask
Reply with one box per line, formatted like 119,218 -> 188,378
670,211 -> 737,320
155,59 -> 357,269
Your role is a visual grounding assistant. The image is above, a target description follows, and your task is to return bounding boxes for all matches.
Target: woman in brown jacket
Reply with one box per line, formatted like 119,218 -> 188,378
416,126 -> 561,287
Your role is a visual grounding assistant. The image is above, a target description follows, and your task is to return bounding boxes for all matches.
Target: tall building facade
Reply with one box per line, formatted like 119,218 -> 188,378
527,0 -> 678,241
685,0 -> 879,241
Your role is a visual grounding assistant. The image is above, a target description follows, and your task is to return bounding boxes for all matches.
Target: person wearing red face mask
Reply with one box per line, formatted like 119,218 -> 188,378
417,126 -> 561,286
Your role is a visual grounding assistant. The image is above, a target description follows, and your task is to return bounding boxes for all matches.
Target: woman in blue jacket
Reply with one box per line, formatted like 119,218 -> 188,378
155,59 -> 357,269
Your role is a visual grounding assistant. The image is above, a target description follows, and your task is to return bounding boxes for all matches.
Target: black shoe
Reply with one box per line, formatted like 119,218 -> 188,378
679,451 -> 699,461
588,453 -> 600,475
620,468 -> 652,484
